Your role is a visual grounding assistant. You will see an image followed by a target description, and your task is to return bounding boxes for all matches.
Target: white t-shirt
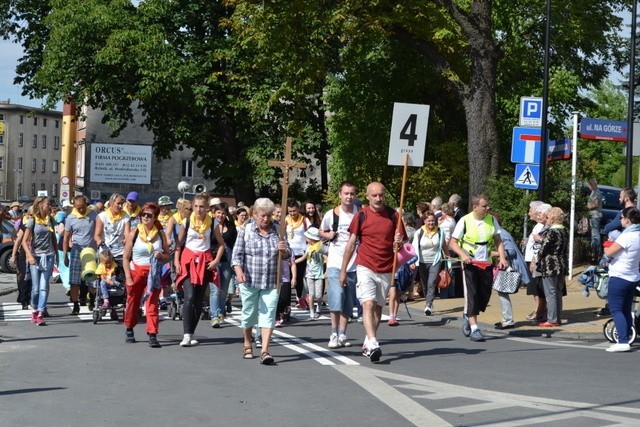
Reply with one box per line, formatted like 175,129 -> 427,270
525,222 -> 545,262
439,217 -> 456,242
609,231 -> 640,282
286,216 -> 311,256
451,215 -> 501,262
321,206 -> 358,272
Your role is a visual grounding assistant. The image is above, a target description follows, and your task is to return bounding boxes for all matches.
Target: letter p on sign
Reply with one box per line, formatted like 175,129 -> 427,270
519,96 -> 543,127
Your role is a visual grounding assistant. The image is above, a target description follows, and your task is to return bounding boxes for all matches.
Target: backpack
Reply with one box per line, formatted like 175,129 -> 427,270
394,263 -> 414,293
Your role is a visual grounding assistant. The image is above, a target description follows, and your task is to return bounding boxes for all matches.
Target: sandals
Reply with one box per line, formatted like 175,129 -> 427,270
260,352 -> 274,365
243,345 -> 253,359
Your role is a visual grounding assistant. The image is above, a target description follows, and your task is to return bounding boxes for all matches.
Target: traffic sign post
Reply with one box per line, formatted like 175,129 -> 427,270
514,164 -> 540,189
519,97 -> 543,127
511,127 -> 548,164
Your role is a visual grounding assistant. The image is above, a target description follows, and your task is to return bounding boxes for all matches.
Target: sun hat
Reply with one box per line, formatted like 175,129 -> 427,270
209,197 -> 221,207
158,195 -> 173,206
304,227 -> 320,241
10,201 -> 20,208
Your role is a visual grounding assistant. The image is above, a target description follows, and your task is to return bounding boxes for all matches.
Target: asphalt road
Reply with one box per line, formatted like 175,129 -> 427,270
1,275 -> 639,426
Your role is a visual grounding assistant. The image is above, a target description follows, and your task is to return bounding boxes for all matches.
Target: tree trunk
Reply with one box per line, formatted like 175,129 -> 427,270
218,114 -> 257,204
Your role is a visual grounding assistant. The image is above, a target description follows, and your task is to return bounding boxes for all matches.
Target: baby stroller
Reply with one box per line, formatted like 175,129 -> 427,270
603,285 -> 640,344
167,286 -> 184,321
92,283 -> 126,324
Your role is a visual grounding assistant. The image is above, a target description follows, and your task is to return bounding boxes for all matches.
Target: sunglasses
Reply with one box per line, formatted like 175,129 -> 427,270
141,212 -> 154,219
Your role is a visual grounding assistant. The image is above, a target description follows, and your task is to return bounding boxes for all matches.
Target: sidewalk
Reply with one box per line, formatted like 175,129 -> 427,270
402,264 -> 610,341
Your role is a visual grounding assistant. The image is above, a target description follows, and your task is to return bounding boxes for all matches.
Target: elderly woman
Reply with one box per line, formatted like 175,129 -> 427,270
232,198 -> 291,365
525,202 -> 551,322
535,207 -> 569,327
603,207 -> 640,352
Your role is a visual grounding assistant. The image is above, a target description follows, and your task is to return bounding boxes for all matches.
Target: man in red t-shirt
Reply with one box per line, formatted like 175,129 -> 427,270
340,182 -> 406,363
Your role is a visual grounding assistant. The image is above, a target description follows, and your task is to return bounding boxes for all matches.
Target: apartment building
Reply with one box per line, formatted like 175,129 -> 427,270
0,101 -> 62,201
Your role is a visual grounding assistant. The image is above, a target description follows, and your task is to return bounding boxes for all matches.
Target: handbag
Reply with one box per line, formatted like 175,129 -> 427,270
492,267 -> 521,294
437,268 -> 452,289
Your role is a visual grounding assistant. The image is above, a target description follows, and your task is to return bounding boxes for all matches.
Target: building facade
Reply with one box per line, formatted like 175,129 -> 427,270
0,101 -> 62,201
72,106 -> 222,204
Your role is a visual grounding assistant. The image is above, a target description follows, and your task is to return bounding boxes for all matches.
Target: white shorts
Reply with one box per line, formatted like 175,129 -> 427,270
356,265 -> 392,307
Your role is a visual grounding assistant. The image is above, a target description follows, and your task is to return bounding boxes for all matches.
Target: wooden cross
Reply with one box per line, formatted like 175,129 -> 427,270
268,137 -> 307,290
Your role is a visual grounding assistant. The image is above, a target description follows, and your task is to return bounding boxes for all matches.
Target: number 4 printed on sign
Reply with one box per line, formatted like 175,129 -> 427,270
388,103 -> 430,167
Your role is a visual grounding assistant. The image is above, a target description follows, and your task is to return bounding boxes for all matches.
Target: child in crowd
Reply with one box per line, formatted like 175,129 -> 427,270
300,227 -> 325,320
276,253 -> 296,327
95,250 -> 121,309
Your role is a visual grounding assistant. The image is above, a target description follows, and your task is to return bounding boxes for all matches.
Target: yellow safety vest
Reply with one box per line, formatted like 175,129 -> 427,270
460,214 -> 495,257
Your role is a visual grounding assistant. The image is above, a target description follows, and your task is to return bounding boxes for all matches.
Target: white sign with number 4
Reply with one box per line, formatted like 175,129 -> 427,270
387,102 -> 430,167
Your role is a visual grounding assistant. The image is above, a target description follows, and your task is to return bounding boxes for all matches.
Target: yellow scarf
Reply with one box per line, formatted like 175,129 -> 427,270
71,208 -> 87,219
158,213 -> 171,227
35,215 -> 54,232
172,211 -> 185,222
190,212 -> 212,237
124,205 -> 141,218
136,223 -> 159,253
235,219 -> 245,228
307,241 -> 323,258
286,215 -> 304,239
421,225 -> 438,241
105,208 -> 125,223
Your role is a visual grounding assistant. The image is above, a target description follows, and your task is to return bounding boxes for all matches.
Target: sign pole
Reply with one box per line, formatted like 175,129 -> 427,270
391,154 -> 409,282
568,112 -> 579,278
268,137 -> 307,293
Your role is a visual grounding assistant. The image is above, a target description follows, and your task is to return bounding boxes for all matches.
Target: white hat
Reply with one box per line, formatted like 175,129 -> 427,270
209,197 -> 222,207
304,227 -> 320,241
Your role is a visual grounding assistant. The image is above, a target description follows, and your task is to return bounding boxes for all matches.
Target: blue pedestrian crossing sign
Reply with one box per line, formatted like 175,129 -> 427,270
514,164 -> 539,190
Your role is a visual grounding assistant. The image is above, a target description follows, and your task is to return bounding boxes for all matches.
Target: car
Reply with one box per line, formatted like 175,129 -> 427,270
0,219 -> 16,274
597,185 -> 622,232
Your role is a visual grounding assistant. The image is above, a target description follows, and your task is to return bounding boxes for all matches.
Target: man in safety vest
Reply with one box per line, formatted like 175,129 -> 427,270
448,195 -> 508,342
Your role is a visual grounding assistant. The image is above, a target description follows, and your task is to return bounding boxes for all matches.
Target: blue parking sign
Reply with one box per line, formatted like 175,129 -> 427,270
520,97 -> 543,127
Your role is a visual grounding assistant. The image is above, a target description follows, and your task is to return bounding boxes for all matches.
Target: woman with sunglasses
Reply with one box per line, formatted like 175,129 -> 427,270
122,202 -> 170,347
174,193 -> 225,347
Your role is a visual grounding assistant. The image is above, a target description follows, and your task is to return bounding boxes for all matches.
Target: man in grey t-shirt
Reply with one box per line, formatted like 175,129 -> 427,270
587,178 -> 603,262
63,196 -> 98,314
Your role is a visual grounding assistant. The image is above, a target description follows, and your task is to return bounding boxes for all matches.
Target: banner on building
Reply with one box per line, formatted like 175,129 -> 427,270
90,143 -> 152,184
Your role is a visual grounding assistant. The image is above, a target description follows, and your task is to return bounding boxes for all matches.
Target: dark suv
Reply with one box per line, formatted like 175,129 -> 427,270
597,185 -> 622,232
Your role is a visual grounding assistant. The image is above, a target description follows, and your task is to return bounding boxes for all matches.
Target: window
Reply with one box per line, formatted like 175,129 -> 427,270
40,182 -> 45,191
181,160 -> 194,178
33,117 -> 37,126
0,156 -> 3,170
0,114 -> 4,120
19,133 -> 23,147
19,115 -> 24,124
52,160 -> 59,173
18,157 -> 23,170
0,135 -> 3,145
41,159 -> 46,173
55,120 -> 59,128
52,183 -> 58,196
43,118 -> 47,127
32,135 -> 38,148
31,159 -> 36,172
41,135 -> 47,149
54,136 -> 60,150
31,183 -> 36,197
17,183 -> 22,196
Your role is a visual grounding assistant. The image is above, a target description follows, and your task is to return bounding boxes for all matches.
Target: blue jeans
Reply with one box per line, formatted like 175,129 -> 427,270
608,276 -> 638,344
589,216 -> 601,254
30,253 -> 55,312
209,262 -> 232,318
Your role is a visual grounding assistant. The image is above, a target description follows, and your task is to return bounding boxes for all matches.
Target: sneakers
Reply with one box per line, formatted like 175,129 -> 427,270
102,299 -> 110,308
424,306 -> 432,316
338,334 -> 352,347
211,317 -> 221,329
539,322 -> 560,327
125,328 -> 135,343
356,316 -> 363,323
606,343 -> 631,352
462,316 -> 471,337
469,329 -> 486,342
275,318 -> 283,328
328,333 -> 340,349
36,315 -> 46,326
362,340 -> 382,362
70,303 -> 80,315
148,334 -> 161,348
31,311 -> 38,323
314,311 -> 321,319
254,333 -> 262,348
387,317 -> 399,326
180,336 -> 199,347
110,309 -> 119,321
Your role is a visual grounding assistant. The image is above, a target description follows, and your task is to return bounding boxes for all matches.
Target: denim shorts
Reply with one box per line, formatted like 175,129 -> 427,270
327,267 -> 356,315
